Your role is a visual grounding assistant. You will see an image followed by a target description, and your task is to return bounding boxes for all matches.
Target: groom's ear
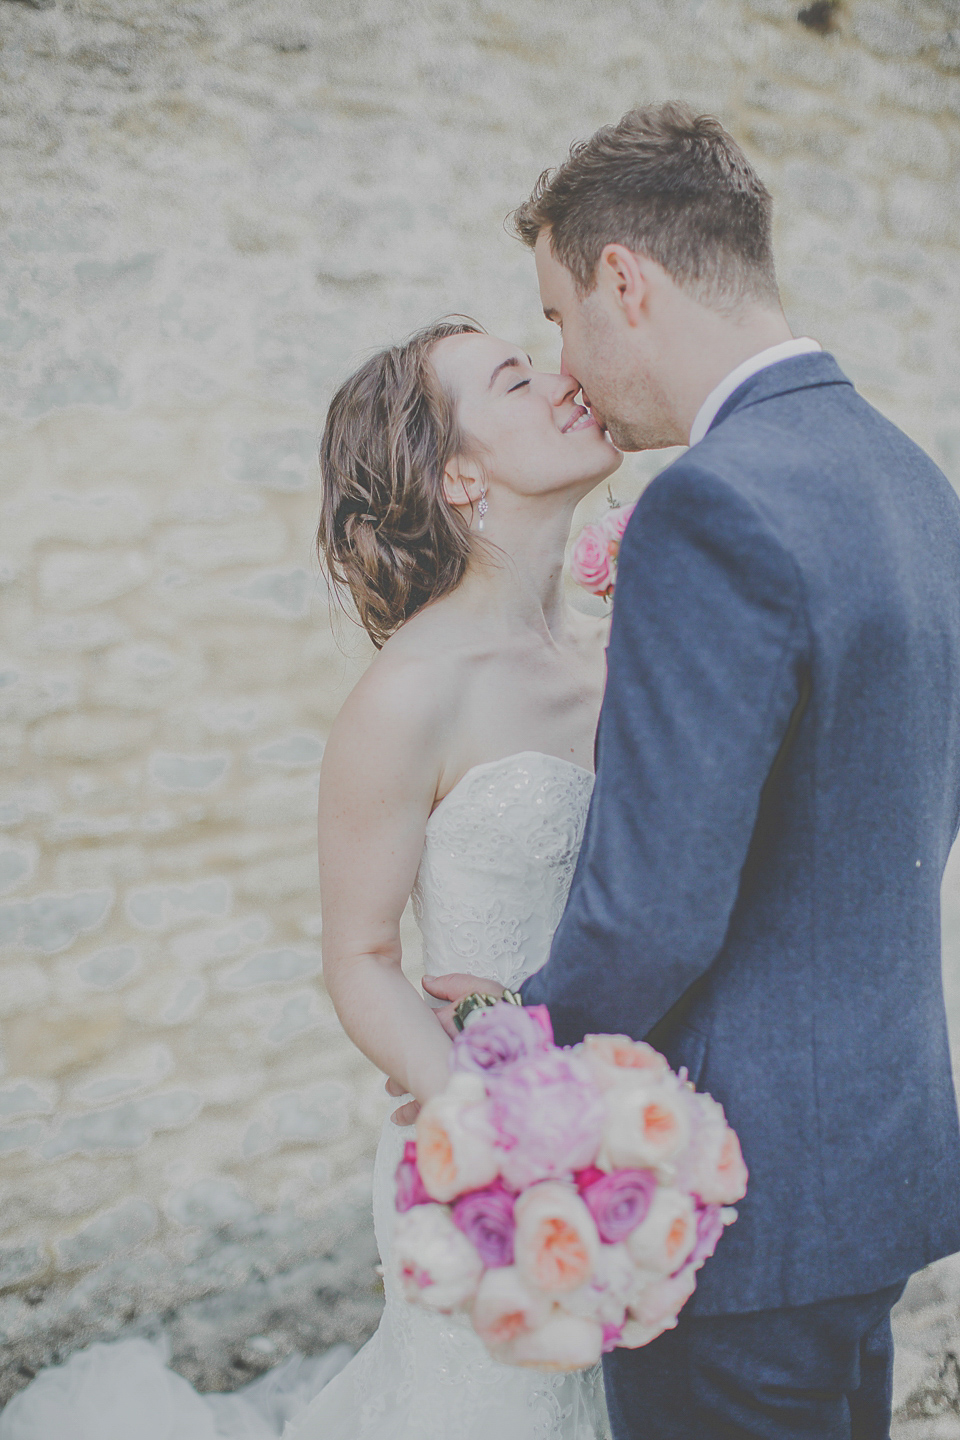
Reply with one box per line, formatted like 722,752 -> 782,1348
596,244 -> 650,329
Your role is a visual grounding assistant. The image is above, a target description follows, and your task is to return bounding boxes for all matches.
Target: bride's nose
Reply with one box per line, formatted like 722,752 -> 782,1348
550,373 -> 580,407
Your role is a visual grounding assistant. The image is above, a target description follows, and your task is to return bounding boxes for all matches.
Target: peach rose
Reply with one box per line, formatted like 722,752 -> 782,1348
677,1092 -> 749,1205
394,1203 -> 484,1312
579,1034 -> 669,1092
625,1187 -> 697,1276
509,1311 -> 604,1372
598,1075 -> 692,1173
416,1072 -> 500,1203
514,1181 -> 601,1295
472,1265 -> 551,1359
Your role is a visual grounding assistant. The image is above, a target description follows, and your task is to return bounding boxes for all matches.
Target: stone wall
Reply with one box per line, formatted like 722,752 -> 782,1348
1,0 -> 959,1421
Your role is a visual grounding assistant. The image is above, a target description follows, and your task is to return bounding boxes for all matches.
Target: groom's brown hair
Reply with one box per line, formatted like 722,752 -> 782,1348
511,102 -> 779,311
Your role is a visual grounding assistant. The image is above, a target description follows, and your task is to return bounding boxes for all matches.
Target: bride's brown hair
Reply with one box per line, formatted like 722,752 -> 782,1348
318,318 -> 484,649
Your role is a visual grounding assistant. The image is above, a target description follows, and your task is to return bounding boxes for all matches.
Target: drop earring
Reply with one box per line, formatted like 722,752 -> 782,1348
477,485 -> 488,532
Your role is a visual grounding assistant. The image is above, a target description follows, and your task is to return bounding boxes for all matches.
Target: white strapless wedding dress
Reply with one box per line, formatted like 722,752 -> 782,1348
0,753 -> 610,1440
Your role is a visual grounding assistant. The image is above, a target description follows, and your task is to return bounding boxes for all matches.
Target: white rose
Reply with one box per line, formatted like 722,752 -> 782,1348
619,1316 -> 675,1348
561,1241 -> 635,1326
676,1092 -> 748,1205
416,1072 -> 500,1203
597,1075 -> 692,1174
472,1265 -> 551,1359
625,1187 -> 697,1276
394,1203 -> 483,1312
514,1181 -> 601,1295
509,1311 -> 604,1372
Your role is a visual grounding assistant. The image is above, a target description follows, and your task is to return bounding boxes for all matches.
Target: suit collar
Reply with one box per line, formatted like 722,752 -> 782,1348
705,351 -> 852,438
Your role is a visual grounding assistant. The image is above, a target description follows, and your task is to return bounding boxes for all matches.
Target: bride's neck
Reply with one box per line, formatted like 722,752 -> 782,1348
454,503 -> 576,638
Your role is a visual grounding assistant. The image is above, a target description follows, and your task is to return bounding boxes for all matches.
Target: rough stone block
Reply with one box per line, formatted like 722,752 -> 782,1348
0,889 -> 113,954
75,944 -> 142,990
157,518 -> 287,572
37,549 -> 150,610
0,1244 -> 48,1293
0,838 -> 37,894
229,568 -> 311,619
30,712 -> 153,761
220,946 -> 322,989
226,428 -> 317,492
43,1090 -> 203,1159
126,879 -> 232,931
148,751 -> 230,790
57,1198 -> 158,1271
250,733 -> 325,769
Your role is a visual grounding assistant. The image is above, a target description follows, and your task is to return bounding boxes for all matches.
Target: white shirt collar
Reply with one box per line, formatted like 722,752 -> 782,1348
688,337 -> 822,447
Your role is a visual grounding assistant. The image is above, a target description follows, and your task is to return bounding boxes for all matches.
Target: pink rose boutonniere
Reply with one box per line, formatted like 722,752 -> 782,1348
570,498 -> 637,600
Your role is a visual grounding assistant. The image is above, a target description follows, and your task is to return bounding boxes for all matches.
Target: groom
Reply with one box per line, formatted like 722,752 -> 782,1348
427,103 -> 960,1437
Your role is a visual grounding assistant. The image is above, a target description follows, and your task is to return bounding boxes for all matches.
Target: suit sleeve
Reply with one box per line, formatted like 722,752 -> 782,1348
521,462 -> 809,1044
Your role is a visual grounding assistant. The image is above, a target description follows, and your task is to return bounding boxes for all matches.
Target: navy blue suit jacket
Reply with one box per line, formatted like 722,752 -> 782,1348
522,353 -> 960,1315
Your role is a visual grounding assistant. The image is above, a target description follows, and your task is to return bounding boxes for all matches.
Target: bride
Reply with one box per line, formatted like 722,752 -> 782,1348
0,319 -> 622,1440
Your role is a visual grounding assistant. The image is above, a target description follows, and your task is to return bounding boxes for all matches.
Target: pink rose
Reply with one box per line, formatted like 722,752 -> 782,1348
602,1320 -> 626,1352
451,1002 -> 552,1078
395,1140 -> 432,1212
576,1167 -> 656,1243
416,1072 -> 500,1203
394,1203 -> 484,1312
625,1187 -> 697,1276
451,1178 -> 516,1268
489,1049 -> 604,1189
677,1092 -> 748,1204
688,1201 -> 738,1270
514,1181 -> 601,1295
598,502 -> 636,554
689,1203 -> 724,1268
570,524 -> 613,596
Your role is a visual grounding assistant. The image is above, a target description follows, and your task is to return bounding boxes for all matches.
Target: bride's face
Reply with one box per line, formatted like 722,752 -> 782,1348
430,332 -> 622,502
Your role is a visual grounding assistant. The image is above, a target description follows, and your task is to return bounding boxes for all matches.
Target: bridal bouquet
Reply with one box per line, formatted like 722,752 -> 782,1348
569,500 -> 636,599
392,1003 -> 746,1372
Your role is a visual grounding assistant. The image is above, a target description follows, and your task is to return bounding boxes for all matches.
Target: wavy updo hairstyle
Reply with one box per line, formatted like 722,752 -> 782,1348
318,319 -> 484,650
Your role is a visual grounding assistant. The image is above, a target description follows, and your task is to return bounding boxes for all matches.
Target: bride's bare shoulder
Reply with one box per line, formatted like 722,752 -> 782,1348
327,611 -> 468,767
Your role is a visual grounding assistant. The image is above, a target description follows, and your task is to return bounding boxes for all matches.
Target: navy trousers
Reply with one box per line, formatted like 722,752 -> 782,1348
602,1282 -> 907,1440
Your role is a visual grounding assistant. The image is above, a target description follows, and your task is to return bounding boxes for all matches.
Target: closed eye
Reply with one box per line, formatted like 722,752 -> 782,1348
508,379 -> 530,393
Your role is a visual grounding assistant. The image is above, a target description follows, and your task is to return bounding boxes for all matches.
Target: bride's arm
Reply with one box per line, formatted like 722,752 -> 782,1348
317,655 -> 453,1108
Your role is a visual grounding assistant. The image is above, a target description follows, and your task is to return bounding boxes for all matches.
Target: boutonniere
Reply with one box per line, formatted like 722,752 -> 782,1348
570,493 -> 636,600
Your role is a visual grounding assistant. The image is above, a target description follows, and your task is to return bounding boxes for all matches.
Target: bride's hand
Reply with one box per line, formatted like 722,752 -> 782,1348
422,973 -> 506,1039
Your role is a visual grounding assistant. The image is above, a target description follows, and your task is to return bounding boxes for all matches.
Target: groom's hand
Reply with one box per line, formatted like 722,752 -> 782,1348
385,1074 -> 420,1127
422,973 -> 506,1039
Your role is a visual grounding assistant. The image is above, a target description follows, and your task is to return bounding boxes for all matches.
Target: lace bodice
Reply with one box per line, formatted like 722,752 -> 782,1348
412,751 -> 595,993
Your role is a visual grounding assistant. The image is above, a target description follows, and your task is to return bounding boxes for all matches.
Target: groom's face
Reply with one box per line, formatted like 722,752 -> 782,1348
534,232 -> 676,452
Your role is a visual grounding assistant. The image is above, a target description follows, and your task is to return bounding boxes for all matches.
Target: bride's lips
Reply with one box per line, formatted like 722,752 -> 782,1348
561,404 -> 598,435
